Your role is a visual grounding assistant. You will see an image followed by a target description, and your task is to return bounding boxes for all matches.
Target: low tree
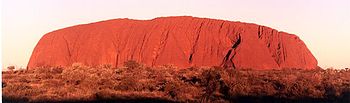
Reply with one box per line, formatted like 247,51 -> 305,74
7,66 -> 15,71
124,60 -> 141,69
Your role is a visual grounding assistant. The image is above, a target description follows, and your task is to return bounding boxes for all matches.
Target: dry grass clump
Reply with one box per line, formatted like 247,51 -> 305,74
2,61 -> 350,102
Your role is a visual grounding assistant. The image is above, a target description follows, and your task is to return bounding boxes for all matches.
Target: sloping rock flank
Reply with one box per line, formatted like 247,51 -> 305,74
28,16 -> 318,70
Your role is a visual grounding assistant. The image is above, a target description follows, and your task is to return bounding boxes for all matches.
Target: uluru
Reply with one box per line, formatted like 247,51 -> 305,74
27,16 -> 318,70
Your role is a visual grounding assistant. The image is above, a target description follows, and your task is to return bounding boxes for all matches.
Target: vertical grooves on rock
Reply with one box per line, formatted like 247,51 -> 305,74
188,21 -> 204,63
116,54 -> 119,67
277,42 -> 282,65
140,23 -> 158,62
71,31 -> 81,62
223,50 -> 232,62
111,26 -> 125,67
62,36 -> 73,65
188,54 -> 193,63
138,31 -> 148,61
281,35 -> 287,62
171,30 -> 187,61
152,30 -> 170,66
47,34 -> 57,65
228,50 -> 237,68
269,30 -> 277,65
219,21 -> 225,32
303,49 -> 306,65
232,34 -> 241,48
283,45 -> 287,62
127,23 -> 137,60
261,27 -> 280,66
258,26 -> 262,39
221,34 -> 241,68
111,40 -> 118,67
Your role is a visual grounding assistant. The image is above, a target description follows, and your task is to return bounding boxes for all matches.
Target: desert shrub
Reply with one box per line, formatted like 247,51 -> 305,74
315,66 -> 324,71
3,83 -> 45,100
18,76 -> 30,83
30,94 -> 60,102
2,65 -> 350,102
7,66 -> 15,71
12,69 -> 27,74
22,87 -> 46,97
94,89 -> 115,100
95,78 -> 115,90
164,81 -> 181,99
2,81 -> 7,88
98,64 -> 114,69
42,79 -> 65,88
32,66 -> 63,75
35,73 -> 54,80
115,77 -> 139,91
50,66 -> 64,74
199,67 -> 228,102
201,68 -> 221,90
62,66 -> 88,86
71,63 -> 85,68
124,60 -> 141,69
4,83 -> 31,93
33,66 -> 50,73
340,88 -> 350,102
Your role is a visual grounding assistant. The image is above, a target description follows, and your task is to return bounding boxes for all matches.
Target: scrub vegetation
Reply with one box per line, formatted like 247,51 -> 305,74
2,61 -> 350,103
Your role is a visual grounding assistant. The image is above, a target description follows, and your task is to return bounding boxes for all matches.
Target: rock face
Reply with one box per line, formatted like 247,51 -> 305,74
28,16 -> 318,70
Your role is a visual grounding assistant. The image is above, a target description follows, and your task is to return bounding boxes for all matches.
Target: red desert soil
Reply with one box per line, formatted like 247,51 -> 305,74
2,62 -> 350,102
28,16 -> 317,70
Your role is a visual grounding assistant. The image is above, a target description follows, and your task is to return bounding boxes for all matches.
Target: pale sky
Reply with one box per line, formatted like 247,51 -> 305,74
1,0 -> 350,69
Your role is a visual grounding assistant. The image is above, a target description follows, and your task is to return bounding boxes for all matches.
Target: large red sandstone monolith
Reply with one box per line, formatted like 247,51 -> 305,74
28,16 -> 318,70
